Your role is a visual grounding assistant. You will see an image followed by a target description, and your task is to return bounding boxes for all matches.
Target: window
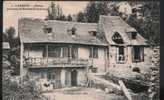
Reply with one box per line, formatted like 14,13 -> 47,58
71,27 -> 77,35
48,47 -> 61,57
132,8 -> 137,13
112,32 -> 124,44
91,68 -> 97,73
131,32 -> 137,39
43,46 -> 47,57
132,46 -> 144,62
47,73 -> 55,80
89,47 -> 98,58
67,27 -> 77,36
117,46 -> 125,63
41,72 -> 45,78
89,31 -> 97,36
71,47 -> 78,59
62,47 -> 69,58
44,27 -> 52,33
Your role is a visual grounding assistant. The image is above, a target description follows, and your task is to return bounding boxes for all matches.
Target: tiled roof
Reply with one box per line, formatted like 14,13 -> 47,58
18,18 -> 108,46
99,15 -> 147,45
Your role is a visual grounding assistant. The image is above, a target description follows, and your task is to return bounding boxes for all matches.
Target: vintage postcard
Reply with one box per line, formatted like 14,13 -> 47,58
3,1 -> 160,100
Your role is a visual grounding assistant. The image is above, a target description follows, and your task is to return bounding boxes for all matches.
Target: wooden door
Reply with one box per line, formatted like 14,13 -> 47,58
71,70 -> 77,86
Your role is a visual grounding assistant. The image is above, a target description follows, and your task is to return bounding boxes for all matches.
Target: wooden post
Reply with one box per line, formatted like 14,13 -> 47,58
107,46 -> 110,72
69,45 -> 72,59
46,45 -> 48,65
60,47 -> 63,58
118,80 -> 133,100
104,47 -> 107,72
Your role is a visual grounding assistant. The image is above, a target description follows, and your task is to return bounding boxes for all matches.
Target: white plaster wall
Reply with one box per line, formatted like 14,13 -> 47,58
109,46 -> 154,73
109,46 -> 117,67
77,69 -> 87,86
78,47 -> 89,59
78,47 -> 107,73
92,48 -> 106,73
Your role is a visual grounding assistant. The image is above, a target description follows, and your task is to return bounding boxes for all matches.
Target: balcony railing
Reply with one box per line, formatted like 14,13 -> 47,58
24,57 -> 92,68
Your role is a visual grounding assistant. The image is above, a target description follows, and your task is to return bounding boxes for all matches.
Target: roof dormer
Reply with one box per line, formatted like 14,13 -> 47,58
89,31 -> 97,37
127,31 -> 137,39
44,27 -> 52,34
67,27 -> 77,38
112,32 -> 124,44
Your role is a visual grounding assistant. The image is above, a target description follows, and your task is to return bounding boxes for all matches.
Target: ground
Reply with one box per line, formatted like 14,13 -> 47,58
42,87 -> 126,100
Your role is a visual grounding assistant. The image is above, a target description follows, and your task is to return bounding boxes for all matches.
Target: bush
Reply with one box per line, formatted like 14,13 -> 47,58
2,70 -> 48,100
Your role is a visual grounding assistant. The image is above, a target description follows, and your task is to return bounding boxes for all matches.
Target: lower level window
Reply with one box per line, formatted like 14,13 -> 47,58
117,46 -> 125,63
89,47 -> 98,58
47,73 -> 55,80
132,46 -> 144,62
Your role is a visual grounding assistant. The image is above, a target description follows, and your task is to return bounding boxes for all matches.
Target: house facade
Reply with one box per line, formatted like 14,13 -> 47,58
99,16 -> 152,74
18,15 -> 152,89
18,18 -> 108,88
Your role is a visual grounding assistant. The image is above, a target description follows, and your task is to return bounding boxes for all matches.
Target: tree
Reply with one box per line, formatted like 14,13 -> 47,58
47,2 -> 67,21
122,2 -> 160,45
77,12 -> 86,22
2,69 -> 47,100
67,14 -> 73,21
3,32 -> 9,42
5,27 -> 20,75
85,1 -> 110,23
47,2 -> 57,20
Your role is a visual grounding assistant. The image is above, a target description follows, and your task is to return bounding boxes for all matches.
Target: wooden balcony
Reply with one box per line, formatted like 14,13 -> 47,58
24,57 -> 92,68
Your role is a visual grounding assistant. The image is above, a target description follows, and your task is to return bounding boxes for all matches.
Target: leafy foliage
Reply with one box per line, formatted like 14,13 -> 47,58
46,2 -> 73,21
85,1 -> 110,23
75,1 -> 160,45
77,11 -> 86,22
3,70 -> 47,100
5,27 -> 20,75
47,2 -> 63,20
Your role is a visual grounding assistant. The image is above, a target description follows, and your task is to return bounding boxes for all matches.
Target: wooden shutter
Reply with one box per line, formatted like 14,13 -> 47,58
132,46 -> 135,62
116,47 -> 119,62
62,47 -> 69,58
72,47 -> 78,59
89,47 -> 93,58
140,47 -> 144,61
93,47 -> 98,58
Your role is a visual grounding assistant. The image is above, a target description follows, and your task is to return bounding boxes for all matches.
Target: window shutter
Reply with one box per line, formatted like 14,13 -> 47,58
89,47 -> 93,58
132,47 -> 135,62
116,47 -> 119,62
93,47 -> 98,58
62,47 -> 69,58
72,47 -> 78,59
140,47 -> 144,61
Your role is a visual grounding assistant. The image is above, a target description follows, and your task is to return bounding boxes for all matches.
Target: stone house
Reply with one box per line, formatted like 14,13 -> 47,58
18,18 -> 108,88
18,15 -> 152,89
99,15 -> 152,74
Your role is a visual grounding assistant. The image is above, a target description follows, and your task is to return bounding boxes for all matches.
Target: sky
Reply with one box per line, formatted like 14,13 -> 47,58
3,1 -> 89,33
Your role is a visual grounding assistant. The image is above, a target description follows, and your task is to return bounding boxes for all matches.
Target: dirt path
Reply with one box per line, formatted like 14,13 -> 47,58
42,87 -> 125,100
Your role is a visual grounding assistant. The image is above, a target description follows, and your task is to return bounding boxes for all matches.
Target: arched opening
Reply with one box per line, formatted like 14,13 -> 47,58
112,32 -> 124,44
71,70 -> 77,86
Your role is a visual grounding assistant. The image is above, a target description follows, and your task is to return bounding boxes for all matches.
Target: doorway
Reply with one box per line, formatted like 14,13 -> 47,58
71,70 -> 77,86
